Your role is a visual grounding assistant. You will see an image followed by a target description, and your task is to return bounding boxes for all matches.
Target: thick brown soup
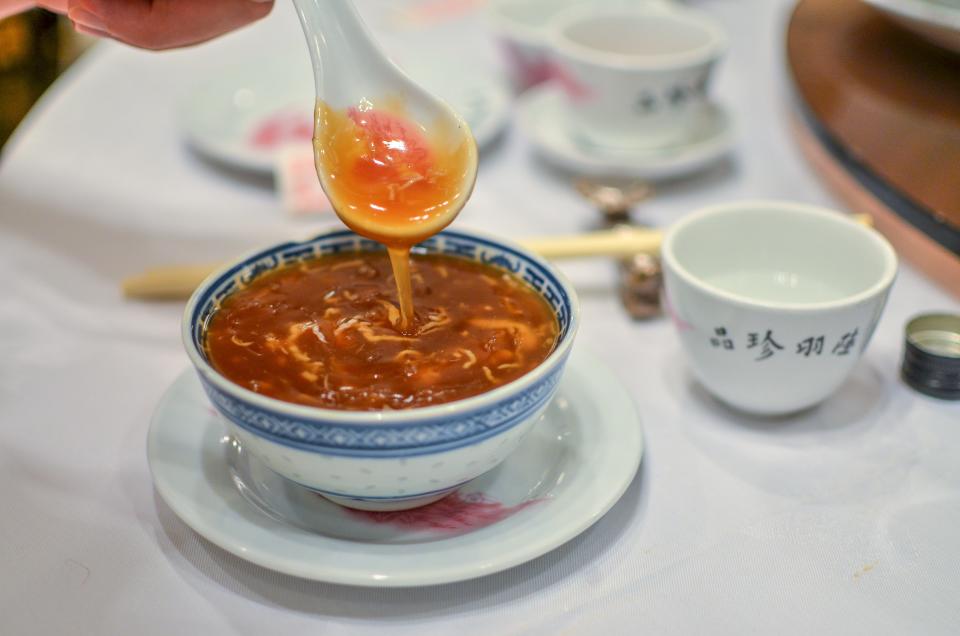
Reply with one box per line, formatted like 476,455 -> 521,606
204,252 -> 559,410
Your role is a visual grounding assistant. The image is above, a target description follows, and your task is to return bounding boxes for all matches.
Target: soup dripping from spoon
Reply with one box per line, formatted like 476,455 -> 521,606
294,0 -> 479,334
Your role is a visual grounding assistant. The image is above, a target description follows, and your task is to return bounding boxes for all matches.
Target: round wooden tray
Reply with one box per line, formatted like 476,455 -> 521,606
787,0 -> 960,298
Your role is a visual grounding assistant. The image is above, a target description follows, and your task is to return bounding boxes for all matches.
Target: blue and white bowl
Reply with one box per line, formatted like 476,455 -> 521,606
183,228 -> 580,511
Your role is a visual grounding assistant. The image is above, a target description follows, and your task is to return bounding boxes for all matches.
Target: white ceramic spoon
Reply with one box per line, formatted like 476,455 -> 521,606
294,0 -> 479,330
293,0 -> 478,243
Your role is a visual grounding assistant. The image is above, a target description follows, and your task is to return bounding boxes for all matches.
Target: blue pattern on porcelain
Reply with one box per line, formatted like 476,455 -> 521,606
196,363 -> 564,457
183,228 -> 578,460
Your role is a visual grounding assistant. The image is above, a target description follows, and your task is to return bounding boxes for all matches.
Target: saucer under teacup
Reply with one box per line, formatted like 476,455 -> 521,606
517,84 -> 733,178
147,350 -> 644,586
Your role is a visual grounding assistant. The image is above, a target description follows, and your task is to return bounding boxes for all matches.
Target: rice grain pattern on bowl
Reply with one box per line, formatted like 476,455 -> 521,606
183,227 -> 579,511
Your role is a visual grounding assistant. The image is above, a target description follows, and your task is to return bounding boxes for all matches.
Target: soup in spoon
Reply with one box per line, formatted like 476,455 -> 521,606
313,98 -> 477,332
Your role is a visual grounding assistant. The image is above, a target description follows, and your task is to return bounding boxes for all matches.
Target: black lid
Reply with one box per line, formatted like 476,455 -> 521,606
901,313 -> 960,400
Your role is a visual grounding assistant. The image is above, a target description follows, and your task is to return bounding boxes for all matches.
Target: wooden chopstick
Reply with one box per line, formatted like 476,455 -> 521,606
121,213 -> 873,300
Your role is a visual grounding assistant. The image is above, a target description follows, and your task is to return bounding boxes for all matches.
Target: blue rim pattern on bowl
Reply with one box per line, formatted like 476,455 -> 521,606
184,229 -> 578,458
196,364 -> 565,457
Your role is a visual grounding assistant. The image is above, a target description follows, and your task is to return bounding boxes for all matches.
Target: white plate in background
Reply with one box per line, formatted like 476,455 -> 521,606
180,58 -> 511,174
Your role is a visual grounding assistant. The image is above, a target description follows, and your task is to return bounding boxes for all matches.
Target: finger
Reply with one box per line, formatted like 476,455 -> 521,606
38,0 -> 70,12
69,5 -> 106,32
72,21 -> 111,39
1,1 -> 38,20
71,0 -> 273,50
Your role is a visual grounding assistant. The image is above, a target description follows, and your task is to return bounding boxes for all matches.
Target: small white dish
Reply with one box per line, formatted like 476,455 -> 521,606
147,349 -> 643,587
864,0 -> 960,55
180,60 -> 511,175
517,84 -> 733,179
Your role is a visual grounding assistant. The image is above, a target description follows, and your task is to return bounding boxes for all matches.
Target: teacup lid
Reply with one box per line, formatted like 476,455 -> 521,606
901,313 -> 960,400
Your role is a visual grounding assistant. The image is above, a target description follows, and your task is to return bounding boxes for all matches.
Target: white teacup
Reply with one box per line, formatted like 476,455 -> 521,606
547,4 -> 727,150
661,201 -> 898,416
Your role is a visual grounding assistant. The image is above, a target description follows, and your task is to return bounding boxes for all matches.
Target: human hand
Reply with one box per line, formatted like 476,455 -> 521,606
17,0 -> 275,50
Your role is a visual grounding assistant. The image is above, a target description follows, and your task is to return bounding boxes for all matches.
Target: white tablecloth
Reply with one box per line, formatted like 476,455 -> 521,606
2,1 -> 959,634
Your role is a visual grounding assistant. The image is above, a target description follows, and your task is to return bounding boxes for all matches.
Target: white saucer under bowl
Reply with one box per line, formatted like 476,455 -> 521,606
180,59 -> 511,174
147,349 -> 643,587
517,84 -> 734,179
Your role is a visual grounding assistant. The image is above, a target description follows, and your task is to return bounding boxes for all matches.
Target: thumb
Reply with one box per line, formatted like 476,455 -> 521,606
68,0 -> 274,50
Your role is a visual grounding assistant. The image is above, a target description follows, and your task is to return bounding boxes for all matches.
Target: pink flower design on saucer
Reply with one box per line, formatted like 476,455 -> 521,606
344,491 -> 544,532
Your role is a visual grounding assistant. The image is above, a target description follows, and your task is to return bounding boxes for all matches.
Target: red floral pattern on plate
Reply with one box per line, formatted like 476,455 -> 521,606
276,146 -> 331,216
249,111 -> 313,150
344,491 -> 543,532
